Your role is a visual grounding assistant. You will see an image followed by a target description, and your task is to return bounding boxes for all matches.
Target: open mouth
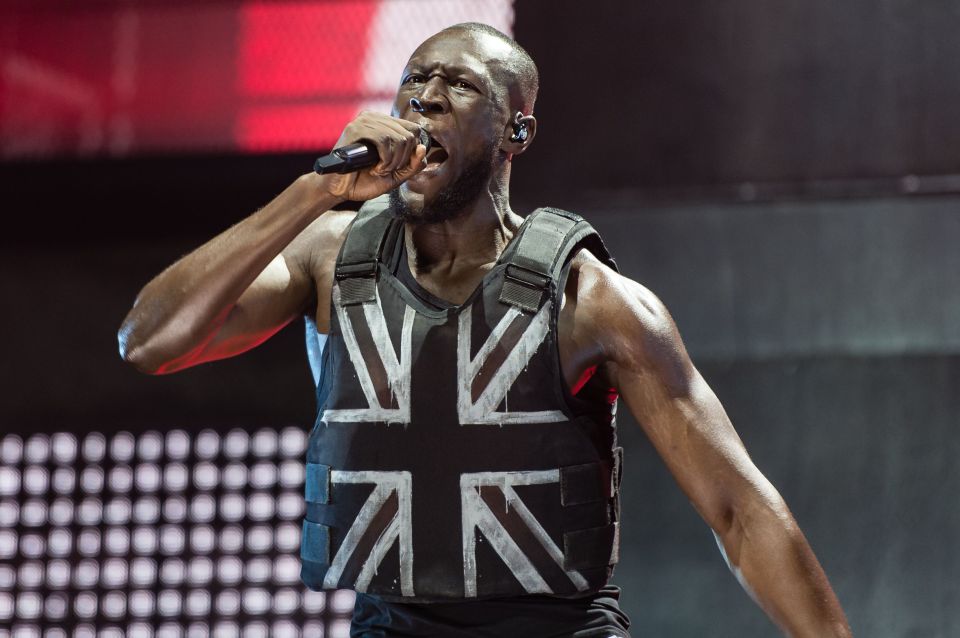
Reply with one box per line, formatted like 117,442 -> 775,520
425,139 -> 449,167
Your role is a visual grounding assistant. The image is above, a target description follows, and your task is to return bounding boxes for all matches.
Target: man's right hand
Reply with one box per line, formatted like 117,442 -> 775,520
320,111 -> 428,202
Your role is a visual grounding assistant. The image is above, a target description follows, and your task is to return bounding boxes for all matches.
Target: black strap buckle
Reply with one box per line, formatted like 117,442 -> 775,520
335,261 -> 378,280
504,264 -> 550,290
335,260 -> 378,305
500,264 -> 551,313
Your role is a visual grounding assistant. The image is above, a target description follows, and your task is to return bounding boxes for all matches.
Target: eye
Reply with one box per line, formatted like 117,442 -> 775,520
451,79 -> 477,91
402,73 -> 425,85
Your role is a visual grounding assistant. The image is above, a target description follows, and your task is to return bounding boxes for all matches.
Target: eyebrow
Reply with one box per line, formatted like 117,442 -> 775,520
403,62 -> 491,92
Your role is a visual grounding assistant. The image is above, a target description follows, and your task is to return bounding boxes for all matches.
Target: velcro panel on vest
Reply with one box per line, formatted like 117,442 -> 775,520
563,522 -> 620,571
336,264 -> 377,306
335,197 -> 395,306
501,265 -> 551,313
305,463 -> 330,504
560,461 -> 609,506
499,211 -> 578,312
300,520 -> 330,565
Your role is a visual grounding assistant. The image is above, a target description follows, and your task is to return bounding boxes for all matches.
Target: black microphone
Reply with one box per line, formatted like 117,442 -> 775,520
314,128 -> 431,175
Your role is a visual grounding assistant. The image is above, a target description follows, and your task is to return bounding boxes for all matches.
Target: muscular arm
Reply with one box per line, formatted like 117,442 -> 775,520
571,257 -> 851,637
117,174 -> 346,374
118,111 -> 428,375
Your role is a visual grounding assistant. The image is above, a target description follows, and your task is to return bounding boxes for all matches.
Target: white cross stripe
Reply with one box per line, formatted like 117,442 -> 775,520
457,301 -> 567,425
322,470 -> 414,596
321,284 -> 414,425
462,483 -> 550,596
460,470 -> 589,597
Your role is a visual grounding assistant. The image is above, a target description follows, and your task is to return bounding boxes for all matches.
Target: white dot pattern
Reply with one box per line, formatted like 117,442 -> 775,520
0,425 -> 355,633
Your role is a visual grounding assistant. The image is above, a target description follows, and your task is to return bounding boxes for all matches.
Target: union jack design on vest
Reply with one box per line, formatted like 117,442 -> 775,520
320,284 -> 414,425
322,470 -> 414,596
460,469 -> 590,596
457,301 -> 566,425
302,204 -> 621,601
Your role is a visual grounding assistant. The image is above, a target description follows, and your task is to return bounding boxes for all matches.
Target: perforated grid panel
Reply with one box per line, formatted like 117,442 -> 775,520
0,428 -> 354,636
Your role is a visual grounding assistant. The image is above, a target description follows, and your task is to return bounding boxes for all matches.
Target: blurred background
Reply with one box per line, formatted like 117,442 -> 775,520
1,0 -> 958,636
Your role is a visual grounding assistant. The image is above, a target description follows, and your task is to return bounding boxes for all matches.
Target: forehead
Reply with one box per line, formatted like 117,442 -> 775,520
404,31 -> 515,93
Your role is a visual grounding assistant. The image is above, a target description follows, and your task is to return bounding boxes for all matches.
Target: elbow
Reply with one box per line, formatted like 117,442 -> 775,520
118,337 -> 160,375
120,344 -> 162,375
117,323 -> 167,375
118,320 -> 206,375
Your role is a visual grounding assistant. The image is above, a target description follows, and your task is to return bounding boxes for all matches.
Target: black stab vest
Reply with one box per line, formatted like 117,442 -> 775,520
300,196 -> 624,602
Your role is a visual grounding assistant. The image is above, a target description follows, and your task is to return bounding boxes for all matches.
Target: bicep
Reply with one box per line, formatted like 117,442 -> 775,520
197,251 -> 315,361
195,211 -> 352,363
604,280 -> 775,532
618,365 -> 770,528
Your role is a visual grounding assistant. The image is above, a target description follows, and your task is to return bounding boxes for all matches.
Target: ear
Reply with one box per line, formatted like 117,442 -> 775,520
501,112 -> 537,156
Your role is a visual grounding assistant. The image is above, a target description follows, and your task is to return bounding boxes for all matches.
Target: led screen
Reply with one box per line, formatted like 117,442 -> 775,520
0,0 -> 514,159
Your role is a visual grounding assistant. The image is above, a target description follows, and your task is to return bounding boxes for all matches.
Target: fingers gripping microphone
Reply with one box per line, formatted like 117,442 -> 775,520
313,128 -> 431,175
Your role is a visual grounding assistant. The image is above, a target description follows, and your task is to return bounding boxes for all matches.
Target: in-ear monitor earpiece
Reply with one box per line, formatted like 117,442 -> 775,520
510,111 -> 528,143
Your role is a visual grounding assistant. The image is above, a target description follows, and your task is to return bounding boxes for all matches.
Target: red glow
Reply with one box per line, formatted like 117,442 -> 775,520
239,1 -> 378,98
237,103 -> 362,152
571,365 -> 598,396
0,1 -> 514,157
236,1 -> 379,151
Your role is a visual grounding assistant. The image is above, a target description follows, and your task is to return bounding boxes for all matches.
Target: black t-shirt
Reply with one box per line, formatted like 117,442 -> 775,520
394,242 -> 458,311
351,586 -> 631,638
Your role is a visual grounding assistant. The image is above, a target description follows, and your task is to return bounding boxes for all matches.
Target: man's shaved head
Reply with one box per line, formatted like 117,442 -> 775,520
392,22 -> 541,222
423,22 -> 539,114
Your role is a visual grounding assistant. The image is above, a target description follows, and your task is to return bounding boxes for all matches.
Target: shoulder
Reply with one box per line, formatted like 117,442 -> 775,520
291,203 -> 357,260
277,200 -> 358,331
565,249 -> 694,393
283,203 -> 358,279
565,248 -> 672,337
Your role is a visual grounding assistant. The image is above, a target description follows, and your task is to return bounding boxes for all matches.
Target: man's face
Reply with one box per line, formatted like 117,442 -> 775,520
390,29 -> 515,221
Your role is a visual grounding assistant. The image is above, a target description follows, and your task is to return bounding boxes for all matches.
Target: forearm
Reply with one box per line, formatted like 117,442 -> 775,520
118,173 -> 340,373
715,495 -> 851,637
596,276 -> 851,635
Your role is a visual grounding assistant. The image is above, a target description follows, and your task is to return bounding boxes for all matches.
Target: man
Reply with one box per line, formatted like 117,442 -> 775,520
119,23 -> 851,637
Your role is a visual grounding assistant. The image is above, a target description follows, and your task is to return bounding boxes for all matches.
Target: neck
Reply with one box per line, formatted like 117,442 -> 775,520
405,167 -> 520,275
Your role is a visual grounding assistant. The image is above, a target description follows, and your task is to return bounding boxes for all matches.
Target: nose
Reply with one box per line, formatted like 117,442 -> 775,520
409,96 -> 444,114
408,74 -> 448,114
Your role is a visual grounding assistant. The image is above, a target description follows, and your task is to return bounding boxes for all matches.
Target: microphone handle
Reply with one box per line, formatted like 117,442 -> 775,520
313,141 -> 376,175
314,128 -> 431,175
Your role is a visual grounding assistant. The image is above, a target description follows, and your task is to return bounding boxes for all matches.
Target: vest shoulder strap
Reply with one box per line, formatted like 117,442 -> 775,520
335,201 -> 616,311
335,195 -> 396,305
499,207 -> 617,313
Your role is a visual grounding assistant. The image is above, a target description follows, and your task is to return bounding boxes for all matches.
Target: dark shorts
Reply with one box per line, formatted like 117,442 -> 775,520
350,586 -> 631,638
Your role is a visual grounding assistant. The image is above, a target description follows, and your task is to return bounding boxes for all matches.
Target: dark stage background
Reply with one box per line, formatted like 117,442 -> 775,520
3,1 -> 959,636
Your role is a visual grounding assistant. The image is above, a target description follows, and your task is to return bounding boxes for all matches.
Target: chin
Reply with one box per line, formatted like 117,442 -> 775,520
393,180 -> 448,218
390,150 -> 494,225
389,188 -> 426,224
394,185 -> 424,213
402,167 -> 449,199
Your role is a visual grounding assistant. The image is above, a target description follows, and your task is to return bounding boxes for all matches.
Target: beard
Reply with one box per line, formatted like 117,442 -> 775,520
389,143 -> 496,225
